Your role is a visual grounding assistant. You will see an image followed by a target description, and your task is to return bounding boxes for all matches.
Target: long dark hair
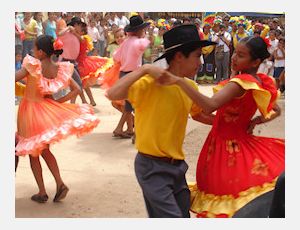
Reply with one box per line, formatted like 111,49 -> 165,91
35,35 -> 63,57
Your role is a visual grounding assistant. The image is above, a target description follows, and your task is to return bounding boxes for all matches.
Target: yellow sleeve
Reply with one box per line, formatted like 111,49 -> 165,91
186,79 -> 202,116
127,74 -> 154,109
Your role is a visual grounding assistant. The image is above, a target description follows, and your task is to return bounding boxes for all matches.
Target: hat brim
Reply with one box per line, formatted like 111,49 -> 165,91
124,22 -> 150,32
154,40 -> 216,62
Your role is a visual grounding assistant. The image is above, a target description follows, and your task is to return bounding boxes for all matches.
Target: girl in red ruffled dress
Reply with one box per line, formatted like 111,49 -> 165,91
159,36 -> 284,217
15,35 -> 100,203
71,21 -> 113,106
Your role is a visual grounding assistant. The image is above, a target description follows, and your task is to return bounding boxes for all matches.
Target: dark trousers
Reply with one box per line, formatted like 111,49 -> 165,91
120,71 -> 134,112
198,52 -> 215,77
134,153 -> 190,218
215,51 -> 230,82
269,171 -> 285,218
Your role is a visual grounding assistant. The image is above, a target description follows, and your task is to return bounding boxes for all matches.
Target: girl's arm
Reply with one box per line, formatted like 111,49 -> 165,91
247,103 -> 281,134
106,64 -> 165,100
24,28 -> 37,36
69,26 -> 83,41
280,47 -> 285,58
15,68 -> 28,82
159,71 -> 244,114
57,26 -> 70,36
54,78 -> 81,103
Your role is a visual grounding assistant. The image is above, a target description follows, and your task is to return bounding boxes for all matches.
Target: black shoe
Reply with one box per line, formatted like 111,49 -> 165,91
31,194 -> 49,203
53,184 -> 69,202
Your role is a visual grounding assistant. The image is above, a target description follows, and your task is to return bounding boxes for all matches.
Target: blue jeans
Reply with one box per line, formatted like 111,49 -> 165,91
22,39 -> 34,58
120,71 -> 134,112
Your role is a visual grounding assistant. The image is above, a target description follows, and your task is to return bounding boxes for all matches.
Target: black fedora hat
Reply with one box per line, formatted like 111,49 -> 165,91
124,15 -> 150,32
67,16 -> 86,26
154,24 -> 216,62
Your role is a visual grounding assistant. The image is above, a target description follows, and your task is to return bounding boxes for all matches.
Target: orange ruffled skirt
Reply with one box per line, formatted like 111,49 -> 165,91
16,98 -> 100,157
100,62 -> 125,107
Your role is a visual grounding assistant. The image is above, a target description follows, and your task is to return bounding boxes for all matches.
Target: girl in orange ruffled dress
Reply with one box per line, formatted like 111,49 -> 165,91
15,35 -> 100,203
71,21 -> 113,106
159,36 -> 284,217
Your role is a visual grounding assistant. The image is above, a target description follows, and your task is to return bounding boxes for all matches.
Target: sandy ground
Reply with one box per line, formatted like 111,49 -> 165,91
15,85 -> 285,218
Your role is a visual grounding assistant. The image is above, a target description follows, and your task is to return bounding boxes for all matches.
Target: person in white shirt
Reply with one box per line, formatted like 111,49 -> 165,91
268,30 -> 278,56
273,37 -> 285,89
87,20 -> 101,56
97,19 -> 108,56
116,12 -> 129,28
266,30 -> 278,76
212,23 -> 232,83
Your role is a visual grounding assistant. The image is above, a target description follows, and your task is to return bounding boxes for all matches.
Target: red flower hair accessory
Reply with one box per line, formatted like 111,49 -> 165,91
262,37 -> 271,48
53,38 -> 64,50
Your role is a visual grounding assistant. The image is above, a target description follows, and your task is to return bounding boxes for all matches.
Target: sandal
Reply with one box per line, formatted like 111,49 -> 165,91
124,131 -> 134,137
53,184 -> 69,202
31,194 -> 49,203
112,131 -> 132,139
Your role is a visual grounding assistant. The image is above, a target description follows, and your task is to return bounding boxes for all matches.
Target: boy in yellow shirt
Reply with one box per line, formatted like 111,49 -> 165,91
107,24 -> 215,217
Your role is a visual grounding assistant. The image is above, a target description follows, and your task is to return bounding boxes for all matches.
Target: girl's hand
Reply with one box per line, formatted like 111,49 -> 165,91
247,117 -> 260,134
143,64 -> 165,79
157,71 -> 181,85
68,26 -> 75,33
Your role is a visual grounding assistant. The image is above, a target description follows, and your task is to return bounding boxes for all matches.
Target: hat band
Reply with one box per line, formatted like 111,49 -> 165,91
164,44 -> 183,52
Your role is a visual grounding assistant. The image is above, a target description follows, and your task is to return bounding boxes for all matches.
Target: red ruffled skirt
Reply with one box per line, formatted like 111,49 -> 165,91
190,132 -> 285,217
77,56 -> 113,88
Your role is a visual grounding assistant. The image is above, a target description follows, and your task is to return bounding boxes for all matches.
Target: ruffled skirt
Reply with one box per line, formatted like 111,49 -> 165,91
190,132 -> 285,217
77,56 -> 113,88
16,97 -> 100,157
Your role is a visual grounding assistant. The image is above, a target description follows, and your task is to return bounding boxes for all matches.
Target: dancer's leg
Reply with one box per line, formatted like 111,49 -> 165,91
84,87 -> 96,106
41,148 -> 64,191
29,155 -> 47,196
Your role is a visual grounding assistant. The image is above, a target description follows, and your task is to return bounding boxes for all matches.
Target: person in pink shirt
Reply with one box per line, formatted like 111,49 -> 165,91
112,15 -> 150,139
56,16 -> 86,104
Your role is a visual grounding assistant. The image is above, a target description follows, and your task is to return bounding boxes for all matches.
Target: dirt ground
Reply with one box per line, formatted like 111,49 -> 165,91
15,85 -> 285,218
